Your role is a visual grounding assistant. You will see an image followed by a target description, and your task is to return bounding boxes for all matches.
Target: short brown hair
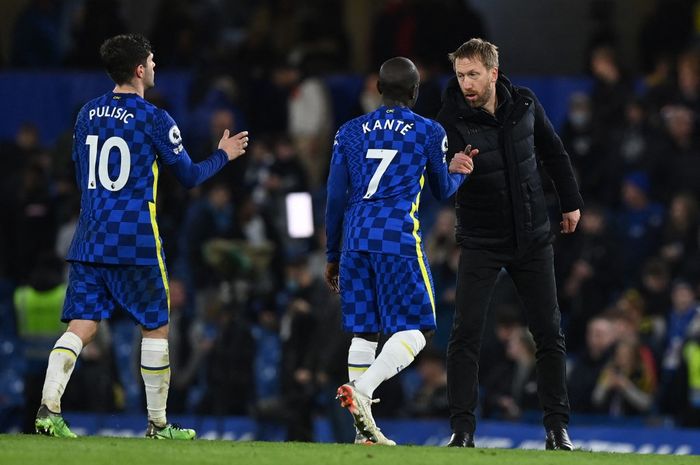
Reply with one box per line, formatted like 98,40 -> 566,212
448,38 -> 499,69
100,34 -> 152,85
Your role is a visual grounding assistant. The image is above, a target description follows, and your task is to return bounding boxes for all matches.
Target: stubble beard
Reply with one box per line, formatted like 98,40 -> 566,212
466,85 -> 492,109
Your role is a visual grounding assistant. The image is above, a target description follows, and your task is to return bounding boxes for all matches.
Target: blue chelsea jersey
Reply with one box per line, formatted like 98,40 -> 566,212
67,92 -> 192,265
325,105 -> 463,261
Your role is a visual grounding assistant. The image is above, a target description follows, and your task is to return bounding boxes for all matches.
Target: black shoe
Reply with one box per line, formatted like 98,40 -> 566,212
447,431 -> 475,447
545,428 -> 574,451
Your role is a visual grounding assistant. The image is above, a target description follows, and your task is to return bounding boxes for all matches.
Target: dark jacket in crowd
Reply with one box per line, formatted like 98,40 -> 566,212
436,75 -> 583,250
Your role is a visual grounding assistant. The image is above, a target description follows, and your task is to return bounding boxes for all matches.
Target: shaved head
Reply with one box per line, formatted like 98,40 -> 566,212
378,57 -> 420,107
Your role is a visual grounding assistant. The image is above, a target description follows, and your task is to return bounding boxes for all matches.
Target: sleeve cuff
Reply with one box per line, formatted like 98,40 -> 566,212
215,149 -> 229,163
560,192 -> 584,213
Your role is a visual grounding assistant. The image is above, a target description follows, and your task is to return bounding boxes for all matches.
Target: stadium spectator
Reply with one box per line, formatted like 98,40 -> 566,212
405,347 -> 449,418
279,257 -> 338,441
63,0 -> 126,67
349,73 -> 382,119
592,337 -> 656,416
264,137 -> 310,256
614,171 -> 665,284
637,259 -> 673,328
430,244 -> 461,353
370,0 -> 419,71
679,318 -> 700,426
567,317 -> 617,413
588,44 -> 633,138
13,254 -> 66,432
196,107 -> 248,199
659,279 -> 700,416
556,204 -> 621,352
483,328 -> 540,421
658,193 -> 700,277
478,304 -> 525,388
437,38 -> 581,450
655,105 -> 700,201
176,183 -> 238,308
611,99 -> 659,175
10,0 -> 64,67
166,279 -> 211,413
199,298 -> 255,416
243,139 -> 275,205
287,64 -> 334,188
14,161 -> 58,283
560,92 -> 619,206
232,195 -> 285,292
673,50 -> 700,115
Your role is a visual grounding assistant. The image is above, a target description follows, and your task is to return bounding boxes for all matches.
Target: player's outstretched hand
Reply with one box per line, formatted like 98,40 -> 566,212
218,129 -> 249,161
325,262 -> 340,294
449,144 -> 479,174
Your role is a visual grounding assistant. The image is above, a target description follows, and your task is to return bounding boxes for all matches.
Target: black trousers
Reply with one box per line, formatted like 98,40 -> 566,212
446,243 -> 570,433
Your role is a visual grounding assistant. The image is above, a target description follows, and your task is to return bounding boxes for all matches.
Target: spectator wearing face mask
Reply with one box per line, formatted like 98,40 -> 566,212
560,93 -> 611,205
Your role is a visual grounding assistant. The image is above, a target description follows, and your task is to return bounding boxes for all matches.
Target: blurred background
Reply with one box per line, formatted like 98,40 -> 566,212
1,0 -> 700,451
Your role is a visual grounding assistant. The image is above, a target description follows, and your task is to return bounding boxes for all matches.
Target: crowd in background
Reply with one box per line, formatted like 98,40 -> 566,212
1,0 -> 700,441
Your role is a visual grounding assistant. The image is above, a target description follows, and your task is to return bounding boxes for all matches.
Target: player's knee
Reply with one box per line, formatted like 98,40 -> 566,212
354,332 -> 380,343
67,320 -> 99,345
396,329 -> 427,356
142,323 -> 169,339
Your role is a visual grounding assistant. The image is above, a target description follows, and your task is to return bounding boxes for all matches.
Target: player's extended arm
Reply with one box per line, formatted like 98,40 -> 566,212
425,131 -> 474,200
426,166 -> 463,200
168,148 -> 228,189
325,162 -> 349,264
167,130 -> 249,189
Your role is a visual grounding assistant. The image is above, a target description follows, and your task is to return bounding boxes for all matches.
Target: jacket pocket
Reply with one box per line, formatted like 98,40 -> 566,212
526,179 -> 547,229
521,181 -> 533,231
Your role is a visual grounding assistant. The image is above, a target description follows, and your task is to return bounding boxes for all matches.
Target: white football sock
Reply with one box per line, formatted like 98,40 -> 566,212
348,337 -> 378,383
141,338 -> 170,427
41,331 -> 84,413
354,330 -> 426,398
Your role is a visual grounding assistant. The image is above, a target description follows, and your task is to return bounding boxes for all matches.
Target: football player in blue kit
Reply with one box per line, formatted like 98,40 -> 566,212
325,57 -> 478,445
34,34 -> 249,439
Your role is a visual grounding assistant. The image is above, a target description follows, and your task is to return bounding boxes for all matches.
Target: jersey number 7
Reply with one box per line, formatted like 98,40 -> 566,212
363,149 -> 397,199
85,135 -> 132,191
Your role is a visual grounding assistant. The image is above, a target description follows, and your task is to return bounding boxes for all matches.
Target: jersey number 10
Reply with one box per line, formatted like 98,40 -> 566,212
85,135 -> 132,191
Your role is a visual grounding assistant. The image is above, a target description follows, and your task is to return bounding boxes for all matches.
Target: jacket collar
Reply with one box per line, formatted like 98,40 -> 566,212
440,73 -> 518,123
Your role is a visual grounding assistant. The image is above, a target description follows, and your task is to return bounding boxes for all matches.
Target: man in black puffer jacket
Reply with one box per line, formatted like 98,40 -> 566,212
437,38 -> 583,450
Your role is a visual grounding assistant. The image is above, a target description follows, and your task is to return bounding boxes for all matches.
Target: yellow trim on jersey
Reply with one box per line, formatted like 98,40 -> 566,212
400,340 -> 416,359
409,174 -> 436,317
149,160 -> 170,311
51,348 -> 78,359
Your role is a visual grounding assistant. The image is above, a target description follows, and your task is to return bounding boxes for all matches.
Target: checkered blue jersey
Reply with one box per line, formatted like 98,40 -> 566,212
326,105 -> 465,262
67,91 -> 229,265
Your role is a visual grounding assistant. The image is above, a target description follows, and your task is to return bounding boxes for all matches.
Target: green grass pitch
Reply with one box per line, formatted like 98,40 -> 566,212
1,436 -> 699,465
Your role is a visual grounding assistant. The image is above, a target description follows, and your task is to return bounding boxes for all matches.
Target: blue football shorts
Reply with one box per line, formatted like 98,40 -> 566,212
339,250 -> 437,334
62,261 -> 170,330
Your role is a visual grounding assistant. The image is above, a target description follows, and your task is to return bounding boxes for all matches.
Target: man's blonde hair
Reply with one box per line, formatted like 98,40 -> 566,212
448,38 -> 499,69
